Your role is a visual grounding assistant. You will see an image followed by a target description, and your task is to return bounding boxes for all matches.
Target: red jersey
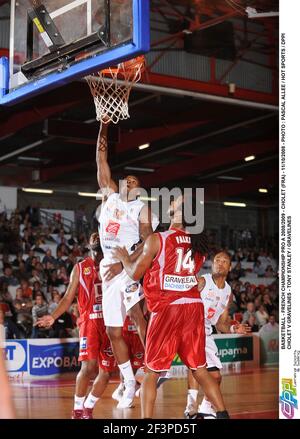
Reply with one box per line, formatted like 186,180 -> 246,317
76,257 -> 103,324
143,228 -> 205,313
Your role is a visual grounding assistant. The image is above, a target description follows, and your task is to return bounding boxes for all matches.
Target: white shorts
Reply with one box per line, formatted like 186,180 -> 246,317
100,259 -> 144,327
206,335 -> 222,370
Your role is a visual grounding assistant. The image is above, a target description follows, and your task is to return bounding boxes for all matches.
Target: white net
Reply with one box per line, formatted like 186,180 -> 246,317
85,56 -> 145,124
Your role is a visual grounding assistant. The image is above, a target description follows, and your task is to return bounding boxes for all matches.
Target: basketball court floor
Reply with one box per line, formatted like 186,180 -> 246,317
11,367 -> 278,419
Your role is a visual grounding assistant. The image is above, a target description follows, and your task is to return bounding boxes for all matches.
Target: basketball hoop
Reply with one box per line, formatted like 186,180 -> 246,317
85,56 -> 145,125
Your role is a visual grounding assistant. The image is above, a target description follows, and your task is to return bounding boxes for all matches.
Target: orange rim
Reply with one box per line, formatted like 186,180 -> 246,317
101,55 -> 145,77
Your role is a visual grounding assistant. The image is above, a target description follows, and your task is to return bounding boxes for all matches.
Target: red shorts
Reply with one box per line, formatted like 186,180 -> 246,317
78,318 -> 117,372
123,330 -> 145,370
145,301 -> 206,372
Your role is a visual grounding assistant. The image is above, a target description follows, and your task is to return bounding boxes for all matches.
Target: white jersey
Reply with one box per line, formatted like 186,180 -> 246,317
201,273 -> 231,336
98,192 -> 157,261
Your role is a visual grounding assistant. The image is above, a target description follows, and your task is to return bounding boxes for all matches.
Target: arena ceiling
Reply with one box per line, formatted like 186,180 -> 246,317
0,0 -> 279,206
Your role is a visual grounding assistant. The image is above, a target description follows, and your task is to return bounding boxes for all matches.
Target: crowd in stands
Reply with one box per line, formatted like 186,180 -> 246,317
0,206 -> 279,339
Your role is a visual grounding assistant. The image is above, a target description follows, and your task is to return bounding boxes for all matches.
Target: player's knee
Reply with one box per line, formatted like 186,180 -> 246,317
210,370 -> 222,385
106,326 -> 122,342
81,361 -> 97,379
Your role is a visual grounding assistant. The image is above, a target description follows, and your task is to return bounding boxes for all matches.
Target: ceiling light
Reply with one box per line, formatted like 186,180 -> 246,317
78,192 -> 103,198
124,166 -> 155,173
18,156 -> 42,162
22,188 -> 53,194
244,155 -> 255,162
259,188 -> 268,193
138,143 -> 150,150
217,176 -> 243,181
224,202 -> 246,207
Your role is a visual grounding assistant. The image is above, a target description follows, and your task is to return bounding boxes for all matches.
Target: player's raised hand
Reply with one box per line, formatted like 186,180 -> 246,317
235,323 -> 251,334
36,315 -> 54,329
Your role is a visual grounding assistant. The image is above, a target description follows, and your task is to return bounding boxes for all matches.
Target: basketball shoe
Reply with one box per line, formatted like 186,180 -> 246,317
71,409 -> 83,419
82,407 -> 94,419
117,380 -> 136,408
112,382 -> 125,402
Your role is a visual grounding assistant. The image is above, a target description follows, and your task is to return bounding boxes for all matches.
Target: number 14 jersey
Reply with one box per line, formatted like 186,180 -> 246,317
143,228 -> 205,313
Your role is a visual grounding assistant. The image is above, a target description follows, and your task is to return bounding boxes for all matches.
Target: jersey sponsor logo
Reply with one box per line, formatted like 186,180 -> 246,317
163,274 -> 197,292
89,312 -> 103,319
125,283 -> 139,294
104,346 -> 114,357
105,220 -> 121,236
102,360 -> 110,367
135,352 -> 144,360
83,267 -> 91,275
126,324 -> 137,332
93,304 -> 102,312
207,307 -> 216,320
207,289 -> 215,298
113,208 -> 125,220
80,337 -> 87,350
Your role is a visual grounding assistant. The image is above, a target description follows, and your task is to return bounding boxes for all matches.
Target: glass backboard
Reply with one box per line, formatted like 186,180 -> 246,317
0,0 -> 149,105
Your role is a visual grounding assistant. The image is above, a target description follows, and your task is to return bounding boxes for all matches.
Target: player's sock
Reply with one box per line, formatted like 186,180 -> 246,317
187,389 -> 198,407
74,395 -> 85,410
184,389 -> 198,418
118,360 -> 136,383
84,392 -> 99,409
198,398 -> 216,416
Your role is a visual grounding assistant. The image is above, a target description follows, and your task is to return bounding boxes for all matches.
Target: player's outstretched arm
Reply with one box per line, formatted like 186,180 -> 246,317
96,122 -> 118,193
112,234 -> 160,280
216,294 -> 251,334
36,265 -> 79,329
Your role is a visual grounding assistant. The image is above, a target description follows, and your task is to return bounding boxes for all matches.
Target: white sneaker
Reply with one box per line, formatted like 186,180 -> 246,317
184,404 -> 197,419
112,382 -> 125,402
117,383 -> 136,409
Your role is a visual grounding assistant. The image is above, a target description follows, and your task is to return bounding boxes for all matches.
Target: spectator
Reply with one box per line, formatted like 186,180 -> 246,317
75,205 -> 87,235
14,299 -> 33,338
242,302 -> 256,323
0,308 -> 20,339
262,293 -> 274,315
58,266 -> 69,285
0,264 -> 19,286
20,279 -> 33,299
29,268 -> 43,285
48,290 -> 61,314
259,314 -> 279,332
231,262 -> 245,280
236,291 -> 248,312
12,252 -> 25,268
255,305 -> 269,327
245,315 -> 259,332
47,270 -> 63,288
49,310 -> 74,338
253,261 -> 265,277
265,265 -> 275,278
42,249 -> 56,266
31,294 -> 49,338
254,296 -> 262,309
